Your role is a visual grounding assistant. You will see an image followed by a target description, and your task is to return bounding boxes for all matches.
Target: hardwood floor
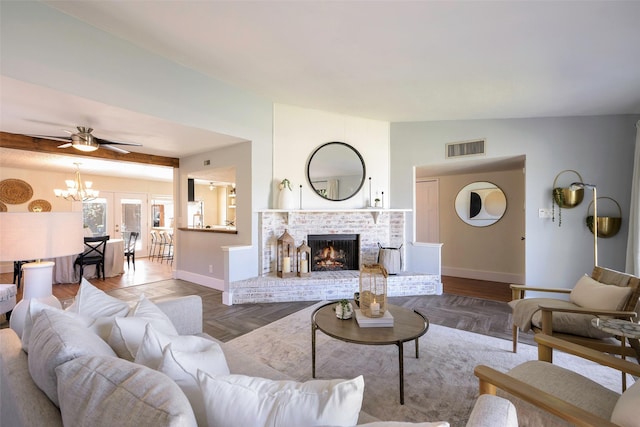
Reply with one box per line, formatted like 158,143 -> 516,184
2,260 -> 529,345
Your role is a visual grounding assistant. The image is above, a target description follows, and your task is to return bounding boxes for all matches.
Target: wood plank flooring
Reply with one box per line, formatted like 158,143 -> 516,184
1,259 -> 531,345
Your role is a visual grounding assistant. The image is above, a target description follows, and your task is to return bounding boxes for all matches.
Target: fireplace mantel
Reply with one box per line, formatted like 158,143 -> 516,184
258,208 -> 410,225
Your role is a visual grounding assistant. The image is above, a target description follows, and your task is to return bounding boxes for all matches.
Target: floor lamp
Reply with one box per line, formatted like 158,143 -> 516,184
0,212 -> 84,336
571,182 -> 597,267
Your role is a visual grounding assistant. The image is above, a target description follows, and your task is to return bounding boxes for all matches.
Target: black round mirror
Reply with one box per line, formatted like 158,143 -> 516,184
306,142 -> 366,201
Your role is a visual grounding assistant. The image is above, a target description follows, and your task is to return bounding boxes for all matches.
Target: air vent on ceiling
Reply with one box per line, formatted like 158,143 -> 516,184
446,139 -> 486,158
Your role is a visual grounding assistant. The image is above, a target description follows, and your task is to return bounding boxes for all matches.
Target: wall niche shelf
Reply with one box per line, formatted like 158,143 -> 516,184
258,208 -> 410,225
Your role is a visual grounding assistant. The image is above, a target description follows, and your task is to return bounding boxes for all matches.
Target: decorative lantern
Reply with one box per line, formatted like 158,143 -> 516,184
276,229 -> 295,278
297,240 -> 311,277
359,263 -> 388,318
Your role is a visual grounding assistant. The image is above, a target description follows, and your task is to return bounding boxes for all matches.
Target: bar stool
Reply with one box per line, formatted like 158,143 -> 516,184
149,230 -> 159,261
0,283 -> 17,323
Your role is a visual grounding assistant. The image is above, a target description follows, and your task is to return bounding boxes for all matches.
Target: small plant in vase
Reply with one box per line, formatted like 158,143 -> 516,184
374,197 -> 381,208
335,299 -> 353,320
278,178 -> 295,210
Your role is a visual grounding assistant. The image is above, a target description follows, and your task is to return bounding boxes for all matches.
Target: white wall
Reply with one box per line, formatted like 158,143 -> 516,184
273,104 -> 390,209
391,115 -> 640,289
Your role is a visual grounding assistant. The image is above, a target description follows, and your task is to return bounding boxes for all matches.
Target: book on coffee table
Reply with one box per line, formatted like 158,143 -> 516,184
354,309 -> 394,327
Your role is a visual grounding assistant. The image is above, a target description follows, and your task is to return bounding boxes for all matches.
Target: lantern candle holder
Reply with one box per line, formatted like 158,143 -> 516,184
297,240 -> 311,277
276,229 -> 296,278
359,263 -> 388,318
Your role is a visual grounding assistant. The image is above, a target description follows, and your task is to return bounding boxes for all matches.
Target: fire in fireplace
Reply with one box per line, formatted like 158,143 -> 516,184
307,234 -> 360,271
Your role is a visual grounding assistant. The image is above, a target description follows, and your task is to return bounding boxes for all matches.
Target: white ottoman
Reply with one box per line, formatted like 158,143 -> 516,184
0,284 -> 17,322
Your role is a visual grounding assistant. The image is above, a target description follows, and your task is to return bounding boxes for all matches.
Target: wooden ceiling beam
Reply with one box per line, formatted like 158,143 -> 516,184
0,131 -> 179,168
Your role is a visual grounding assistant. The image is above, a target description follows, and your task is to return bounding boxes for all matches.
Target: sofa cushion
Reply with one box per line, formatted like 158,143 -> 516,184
158,341 -> 230,426
197,371 -> 364,427
108,295 -> 179,360
27,308 -> 117,407
56,355 -> 197,427
611,379 -> 640,427
570,274 -> 632,310
357,422 -> 449,427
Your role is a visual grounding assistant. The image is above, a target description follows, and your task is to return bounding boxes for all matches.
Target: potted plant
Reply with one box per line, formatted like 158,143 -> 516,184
335,299 -> 353,320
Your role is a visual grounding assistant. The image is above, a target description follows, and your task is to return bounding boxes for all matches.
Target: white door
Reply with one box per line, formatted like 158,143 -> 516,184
115,193 -> 148,257
82,192 -> 148,257
416,179 -> 439,243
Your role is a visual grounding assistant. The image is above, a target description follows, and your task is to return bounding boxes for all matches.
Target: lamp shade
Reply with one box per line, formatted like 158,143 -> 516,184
0,212 -> 84,261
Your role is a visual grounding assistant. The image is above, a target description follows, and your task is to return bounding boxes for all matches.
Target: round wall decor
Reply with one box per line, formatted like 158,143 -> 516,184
0,179 -> 33,204
28,199 -> 52,212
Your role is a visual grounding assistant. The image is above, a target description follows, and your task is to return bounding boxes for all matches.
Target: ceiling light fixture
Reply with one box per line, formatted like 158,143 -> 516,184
54,163 -> 99,201
71,127 -> 100,152
209,182 -> 215,191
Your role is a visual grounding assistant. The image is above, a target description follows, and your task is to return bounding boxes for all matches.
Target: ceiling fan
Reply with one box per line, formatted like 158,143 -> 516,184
33,126 -> 142,154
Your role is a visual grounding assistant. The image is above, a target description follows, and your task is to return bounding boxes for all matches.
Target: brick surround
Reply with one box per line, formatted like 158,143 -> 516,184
258,210 -> 407,276
225,210 -> 441,305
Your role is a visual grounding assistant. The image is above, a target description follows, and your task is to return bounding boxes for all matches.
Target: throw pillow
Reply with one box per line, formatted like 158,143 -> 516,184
28,308 -> 117,407
158,341 -> 230,426
56,355 -> 197,427
611,379 -> 640,427
21,299 -> 91,353
66,278 -> 131,318
197,371 -> 364,427
570,274 -> 633,310
357,423 -> 449,427
135,323 -> 229,371
108,294 -> 179,360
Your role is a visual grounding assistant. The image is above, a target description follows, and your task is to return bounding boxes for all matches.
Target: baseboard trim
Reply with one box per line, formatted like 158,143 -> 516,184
441,266 -> 523,284
175,270 -> 225,291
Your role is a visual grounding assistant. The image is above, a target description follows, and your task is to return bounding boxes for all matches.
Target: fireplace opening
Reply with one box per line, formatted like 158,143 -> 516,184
307,234 -> 360,271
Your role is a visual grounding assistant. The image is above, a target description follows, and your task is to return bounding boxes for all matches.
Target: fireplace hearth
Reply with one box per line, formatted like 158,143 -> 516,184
308,234 -> 360,271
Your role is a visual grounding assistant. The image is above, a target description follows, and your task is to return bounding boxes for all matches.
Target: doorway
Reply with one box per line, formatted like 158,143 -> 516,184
82,192 -> 149,257
414,156 -> 526,297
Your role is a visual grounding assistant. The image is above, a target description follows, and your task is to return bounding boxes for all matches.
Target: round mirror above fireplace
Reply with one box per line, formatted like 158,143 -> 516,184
307,142 -> 366,201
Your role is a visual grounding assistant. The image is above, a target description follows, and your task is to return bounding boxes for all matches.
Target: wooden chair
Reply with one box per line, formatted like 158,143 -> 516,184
124,231 -> 139,270
74,236 -> 109,284
510,266 -> 640,361
475,334 -> 640,427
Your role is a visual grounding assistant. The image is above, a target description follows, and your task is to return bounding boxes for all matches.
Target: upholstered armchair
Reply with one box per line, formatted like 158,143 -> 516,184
475,334 -> 640,427
509,266 -> 640,360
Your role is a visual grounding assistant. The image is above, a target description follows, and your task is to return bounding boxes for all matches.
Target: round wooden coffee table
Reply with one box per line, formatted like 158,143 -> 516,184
311,302 -> 429,404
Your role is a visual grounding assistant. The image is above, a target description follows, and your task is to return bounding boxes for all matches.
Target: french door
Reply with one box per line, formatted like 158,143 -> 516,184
82,192 -> 149,257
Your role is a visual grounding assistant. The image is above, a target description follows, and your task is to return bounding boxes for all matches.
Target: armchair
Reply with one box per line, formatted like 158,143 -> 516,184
509,266 -> 640,360
475,334 -> 640,427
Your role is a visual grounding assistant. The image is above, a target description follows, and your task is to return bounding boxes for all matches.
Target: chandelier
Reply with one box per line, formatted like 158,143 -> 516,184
53,163 -> 99,201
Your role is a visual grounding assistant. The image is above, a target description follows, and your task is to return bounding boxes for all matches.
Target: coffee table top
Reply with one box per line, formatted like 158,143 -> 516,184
591,318 -> 640,339
312,302 -> 429,345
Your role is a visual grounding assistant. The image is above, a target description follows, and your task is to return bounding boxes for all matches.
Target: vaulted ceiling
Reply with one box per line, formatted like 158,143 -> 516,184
1,1 -> 639,180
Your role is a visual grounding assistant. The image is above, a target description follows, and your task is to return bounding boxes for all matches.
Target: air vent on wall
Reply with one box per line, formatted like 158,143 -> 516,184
446,139 -> 486,158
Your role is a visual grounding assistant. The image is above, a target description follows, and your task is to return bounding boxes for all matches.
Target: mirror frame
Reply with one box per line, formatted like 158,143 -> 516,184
454,181 -> 507,227
306,141 -> 366,201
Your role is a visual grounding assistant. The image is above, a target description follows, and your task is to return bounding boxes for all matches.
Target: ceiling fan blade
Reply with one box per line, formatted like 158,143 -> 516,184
95,137 -> 143,147
28,134 -> 72,143
101,144 -> 130,154
57,142 -> 73,149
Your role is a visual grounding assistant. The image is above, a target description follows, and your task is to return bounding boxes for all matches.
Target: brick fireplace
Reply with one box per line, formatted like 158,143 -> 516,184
258,210 -> 407,276
308,233 -> 360,271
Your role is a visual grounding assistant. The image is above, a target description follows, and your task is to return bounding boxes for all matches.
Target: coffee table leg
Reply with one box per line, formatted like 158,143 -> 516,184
312,324 -> 317,378
398,342 -> 404,405
415,338 -> 419,358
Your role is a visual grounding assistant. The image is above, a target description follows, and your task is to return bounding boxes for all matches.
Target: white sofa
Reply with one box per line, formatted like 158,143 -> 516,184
0,294 -> 517,427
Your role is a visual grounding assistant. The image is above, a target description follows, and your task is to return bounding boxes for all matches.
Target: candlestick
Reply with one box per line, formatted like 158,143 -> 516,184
369,177 -> 372,207
283,257 -> 291,273
300,259 -> 308,273
299,185 -> 303,209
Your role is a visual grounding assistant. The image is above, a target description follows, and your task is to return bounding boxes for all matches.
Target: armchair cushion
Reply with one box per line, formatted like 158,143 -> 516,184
570,275 -> 633,311
531,309 -> 615,339
611,379 -> 640,427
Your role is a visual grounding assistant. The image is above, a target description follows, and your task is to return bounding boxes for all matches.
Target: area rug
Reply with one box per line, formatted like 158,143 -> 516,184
226,302 -> 628,427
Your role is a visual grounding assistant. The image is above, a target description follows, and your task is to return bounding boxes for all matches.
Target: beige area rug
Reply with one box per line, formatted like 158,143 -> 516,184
226,302 -> 629,427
